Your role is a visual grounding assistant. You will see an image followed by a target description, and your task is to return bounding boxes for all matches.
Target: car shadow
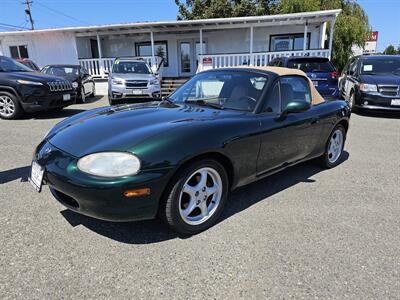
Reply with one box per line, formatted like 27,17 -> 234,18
355,110 -> 400,119
28,108 -> 87,120
80,95 -> 104,104
0,166 -> 31,184
59,152 -> 349,244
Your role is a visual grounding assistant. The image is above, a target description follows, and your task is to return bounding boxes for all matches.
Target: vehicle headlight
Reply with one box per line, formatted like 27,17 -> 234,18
360,83 -> 377,92
17,79 -> 43,86
77,152 -> 141,177
149,79 -> 159,86
111,78 -> 125,85
72,81 -> 79,89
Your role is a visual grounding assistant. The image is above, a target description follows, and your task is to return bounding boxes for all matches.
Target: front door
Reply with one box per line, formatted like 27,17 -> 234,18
178,39 -> 206,77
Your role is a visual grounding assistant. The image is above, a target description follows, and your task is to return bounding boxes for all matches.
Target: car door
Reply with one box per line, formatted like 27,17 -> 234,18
256,76 -> 319,175
343,58 -> 359,100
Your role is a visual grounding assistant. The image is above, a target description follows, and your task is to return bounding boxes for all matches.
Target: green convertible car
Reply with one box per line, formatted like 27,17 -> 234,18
30,67 -> 351,234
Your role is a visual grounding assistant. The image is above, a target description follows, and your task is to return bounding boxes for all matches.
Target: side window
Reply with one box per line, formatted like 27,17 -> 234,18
280,76 -> 311,110
349,59 -> 358,75
263,81 -> 280,113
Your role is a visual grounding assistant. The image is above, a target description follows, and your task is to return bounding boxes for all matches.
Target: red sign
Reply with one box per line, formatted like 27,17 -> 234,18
366,31 -> 378,42
202,57 -> 213,66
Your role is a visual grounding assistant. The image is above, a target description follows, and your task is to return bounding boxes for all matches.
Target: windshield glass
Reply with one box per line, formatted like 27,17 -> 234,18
0,56 -> 32,72
112,61 -> 151,74
45,66 -> 79,77
361,57 -> 400,75
169,71 -> 268,112
287,58 -> 334,73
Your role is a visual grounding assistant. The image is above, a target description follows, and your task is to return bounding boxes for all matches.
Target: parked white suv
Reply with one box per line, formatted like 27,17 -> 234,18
107,58 -> 161,105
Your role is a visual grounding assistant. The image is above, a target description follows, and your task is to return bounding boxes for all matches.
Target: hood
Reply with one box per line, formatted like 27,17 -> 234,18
5,71 -> 66,83
360,74 -> 400,85
109,73 -> 156,81
48,102 -> 241,157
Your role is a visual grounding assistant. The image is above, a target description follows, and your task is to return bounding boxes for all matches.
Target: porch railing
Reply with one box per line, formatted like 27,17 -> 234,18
197,49 -> 331,72
79,56 -> 161,78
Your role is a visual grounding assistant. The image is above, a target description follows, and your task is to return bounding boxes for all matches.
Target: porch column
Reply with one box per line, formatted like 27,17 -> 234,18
199,29 -> 203,54
150,31 -> 155,70
303,22 -> 308,54
249,26 -> 254,66
96,34 -> 104,77
328,19 -> 335,59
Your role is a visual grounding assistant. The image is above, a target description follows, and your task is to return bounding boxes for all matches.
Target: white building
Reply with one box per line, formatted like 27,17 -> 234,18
0,9 -> 340,79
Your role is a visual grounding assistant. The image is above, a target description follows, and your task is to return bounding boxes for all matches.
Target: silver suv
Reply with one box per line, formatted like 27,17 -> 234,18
107,58 -> 161,105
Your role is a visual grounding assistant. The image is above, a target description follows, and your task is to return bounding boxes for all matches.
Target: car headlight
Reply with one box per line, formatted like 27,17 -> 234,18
72,81 -> 79,89
17,79 -> 43,86
111,78 -> 125,85
77,152 -> 141,177
360,83 -> 377,92
149,79 -> 159,86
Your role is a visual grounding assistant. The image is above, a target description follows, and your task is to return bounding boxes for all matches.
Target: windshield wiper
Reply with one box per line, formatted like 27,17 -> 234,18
186,100 -> 224,110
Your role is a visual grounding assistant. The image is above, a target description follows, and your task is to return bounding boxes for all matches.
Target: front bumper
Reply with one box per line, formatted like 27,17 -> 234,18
355,92 -> 400,111
110,85 -> 161,101
20,91 -> 76,113
35,141 -> 174,222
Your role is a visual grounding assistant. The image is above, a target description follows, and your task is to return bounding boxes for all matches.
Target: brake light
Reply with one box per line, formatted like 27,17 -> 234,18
330,72 -> 338,79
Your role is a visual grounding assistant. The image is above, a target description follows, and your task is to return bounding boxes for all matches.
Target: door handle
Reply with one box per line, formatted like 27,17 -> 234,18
311,117 -> 320,124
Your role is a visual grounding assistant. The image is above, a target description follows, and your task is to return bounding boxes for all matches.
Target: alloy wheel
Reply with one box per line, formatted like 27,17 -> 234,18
0,95 -> 15,117
179,167 -> 223,226
328,129 -> 344,164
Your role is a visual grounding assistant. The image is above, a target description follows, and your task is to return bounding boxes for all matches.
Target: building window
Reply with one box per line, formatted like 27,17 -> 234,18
270,33 -> 311,52
135,41 -> 168,67
9,45 -> 29,59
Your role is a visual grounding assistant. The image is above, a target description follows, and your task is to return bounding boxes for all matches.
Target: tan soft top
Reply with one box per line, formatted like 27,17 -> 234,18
230,66 -> 325,105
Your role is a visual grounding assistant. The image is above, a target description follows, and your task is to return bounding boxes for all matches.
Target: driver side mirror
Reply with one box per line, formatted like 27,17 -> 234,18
278,101 -> 311,120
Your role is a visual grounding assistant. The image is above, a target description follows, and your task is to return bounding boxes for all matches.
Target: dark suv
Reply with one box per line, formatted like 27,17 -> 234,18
339,55 -> 400,111
0,56 -> 76,119
269,56 -> 339,99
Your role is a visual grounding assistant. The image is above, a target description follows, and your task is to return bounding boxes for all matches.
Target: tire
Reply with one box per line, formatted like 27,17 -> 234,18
319,124 -> 346,169
160,159 -> 229,235
80,87 -> 86,103
349,91 -> 358,112
109,98 -> 118,106
90,82 -> 96,98
0,91 -> 23,120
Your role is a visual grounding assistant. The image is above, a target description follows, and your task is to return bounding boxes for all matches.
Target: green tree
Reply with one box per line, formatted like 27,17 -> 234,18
175,0 -> 278,20
383,44 -> 398,55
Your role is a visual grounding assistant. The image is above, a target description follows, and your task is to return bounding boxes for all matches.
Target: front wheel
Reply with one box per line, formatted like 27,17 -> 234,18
0,91 -> 23,120
161,159 -> 229,235
319,125 -> 346,168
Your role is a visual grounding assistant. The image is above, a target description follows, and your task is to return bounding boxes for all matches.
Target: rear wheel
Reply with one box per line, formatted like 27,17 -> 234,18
90,82 -> 96,97
319,125 -> 346,168
0,91 -> 23,120
349,91 -> 358,112
80,87 -> 86,103
160,159 -> 229,235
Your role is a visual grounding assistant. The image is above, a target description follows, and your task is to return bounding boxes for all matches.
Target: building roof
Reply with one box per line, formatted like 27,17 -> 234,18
0,9 -> 341,37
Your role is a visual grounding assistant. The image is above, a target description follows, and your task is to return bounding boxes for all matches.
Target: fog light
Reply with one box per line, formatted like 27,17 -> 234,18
364,101 -> 368,105
124,188 -> 151,197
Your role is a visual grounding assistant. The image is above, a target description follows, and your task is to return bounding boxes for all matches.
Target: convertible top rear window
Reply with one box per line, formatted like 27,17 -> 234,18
169,71 -> 269,112
288,58 -> 334,73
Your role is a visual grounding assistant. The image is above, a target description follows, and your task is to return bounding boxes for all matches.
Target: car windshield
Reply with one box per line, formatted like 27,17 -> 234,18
361,57 -> 400,75
0,56 -> 32,72
45,66 -> 79,77
112,61 -> 151,74
168,71 -> 268,112
287,58 -> 334,73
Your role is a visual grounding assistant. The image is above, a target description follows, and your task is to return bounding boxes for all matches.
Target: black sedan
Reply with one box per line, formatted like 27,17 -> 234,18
41,64 -> 95,102
30,67 -> 351,234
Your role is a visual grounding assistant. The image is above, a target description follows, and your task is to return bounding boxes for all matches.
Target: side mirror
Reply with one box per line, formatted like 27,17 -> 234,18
279,101 -> 311,119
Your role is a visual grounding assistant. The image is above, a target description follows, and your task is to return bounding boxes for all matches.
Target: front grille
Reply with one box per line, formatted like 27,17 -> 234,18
125,80 -> 148,88
378,85 -> 400,96
47,81 -> 73,92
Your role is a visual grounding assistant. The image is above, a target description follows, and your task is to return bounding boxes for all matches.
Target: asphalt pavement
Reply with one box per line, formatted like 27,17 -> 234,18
0,97 -> 399,299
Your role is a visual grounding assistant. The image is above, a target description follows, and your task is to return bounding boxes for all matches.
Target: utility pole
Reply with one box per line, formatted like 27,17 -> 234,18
23,0 -> 34,30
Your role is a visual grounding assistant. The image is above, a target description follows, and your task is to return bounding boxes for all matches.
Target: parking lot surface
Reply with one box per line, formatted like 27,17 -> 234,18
0,97 -> 399,299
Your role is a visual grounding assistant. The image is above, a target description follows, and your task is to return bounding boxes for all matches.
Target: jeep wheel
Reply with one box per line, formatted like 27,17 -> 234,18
0,92 -> 23,120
